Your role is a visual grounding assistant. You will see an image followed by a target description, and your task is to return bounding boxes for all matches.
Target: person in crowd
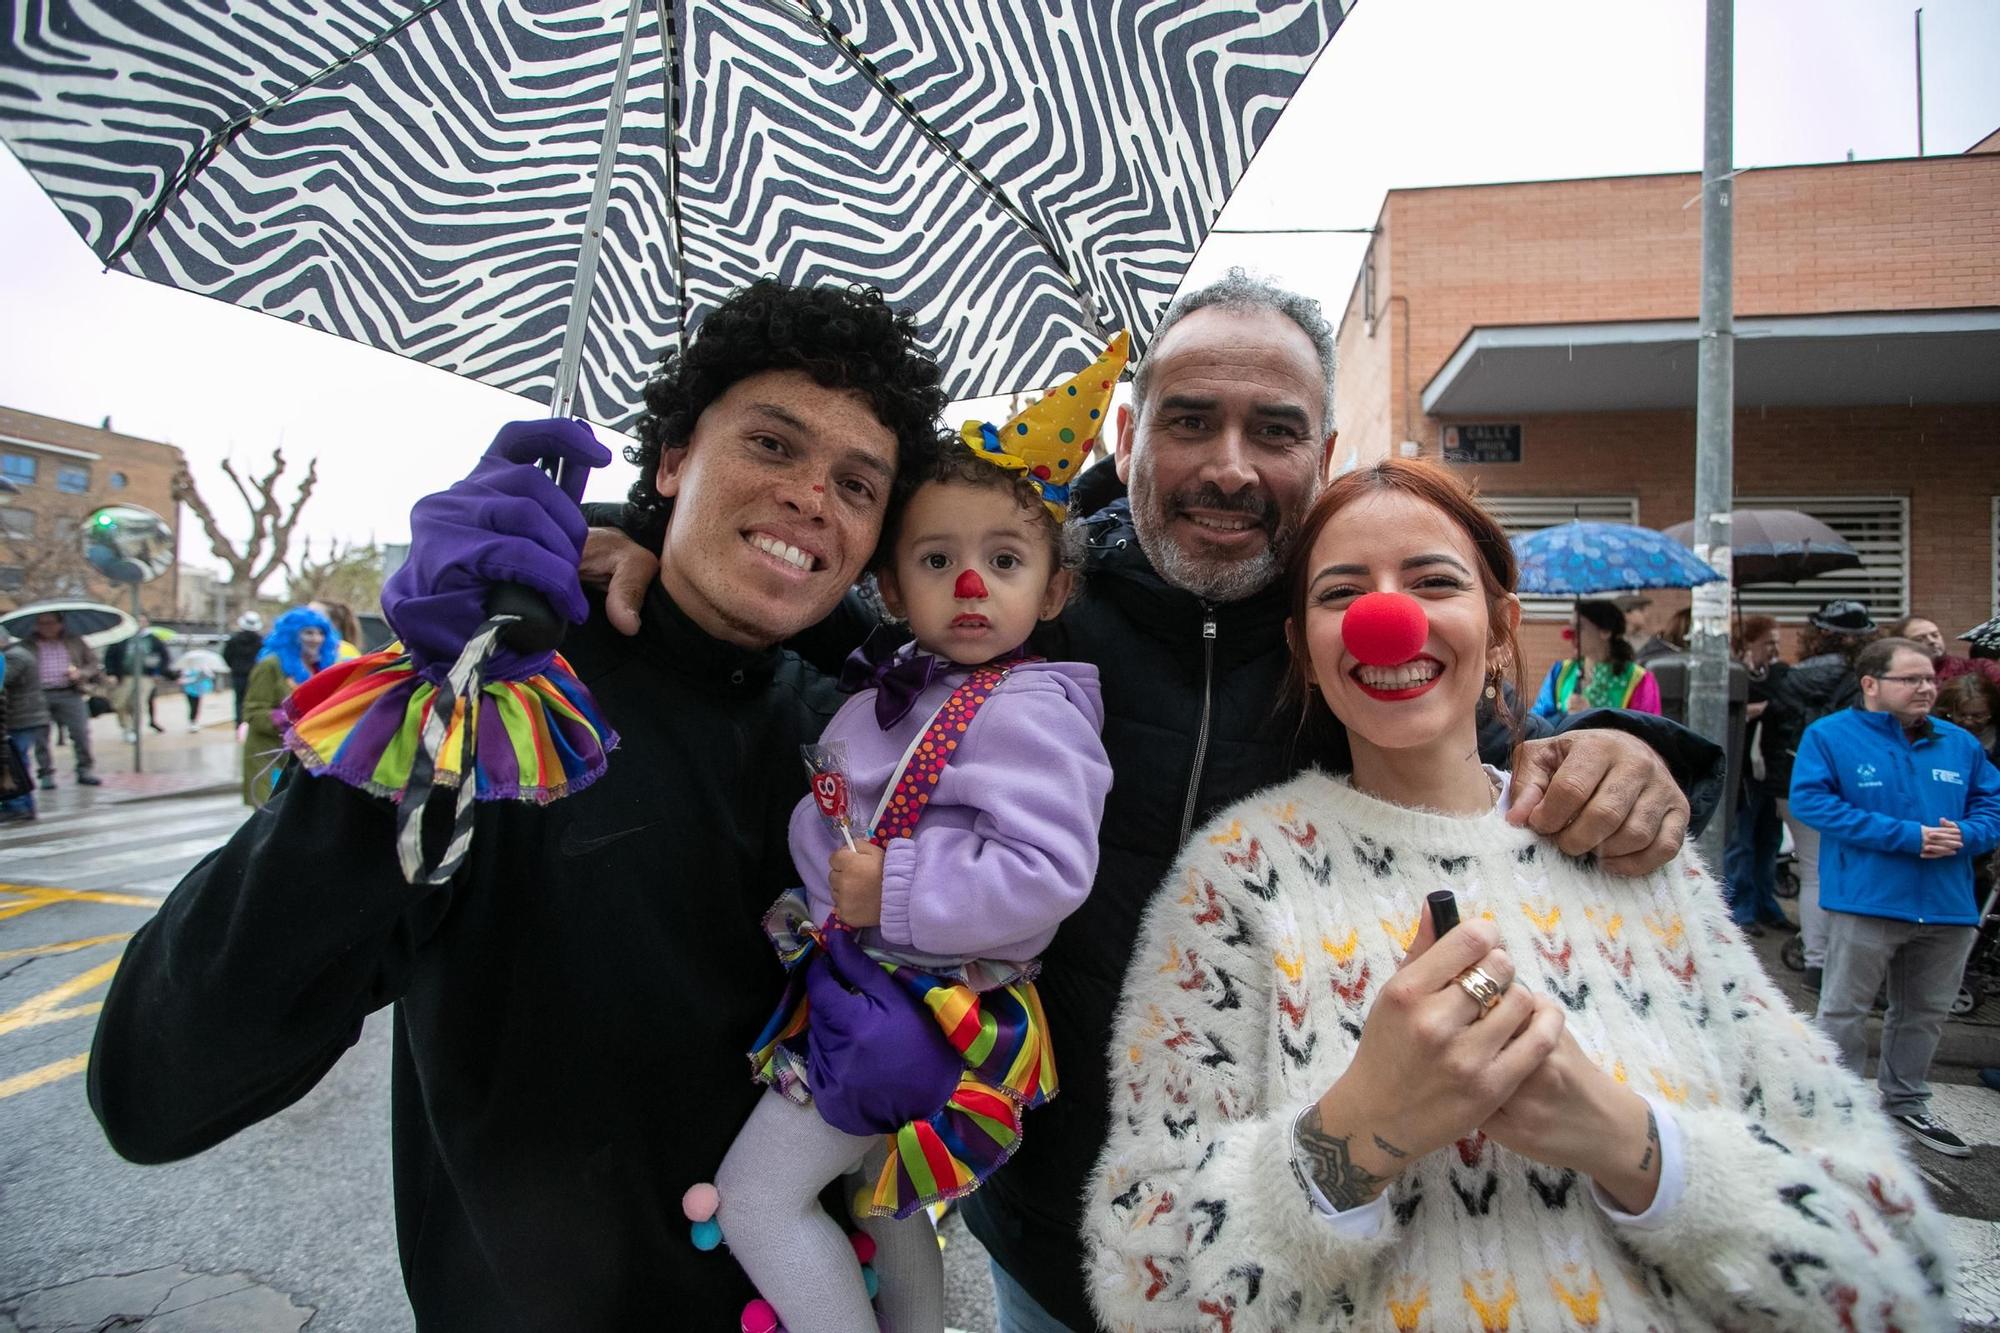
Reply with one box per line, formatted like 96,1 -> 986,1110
1660,605 -> 1692,653
237,606 -> 338,807
1530,598 -> 1663,718
28,610 -> 101,787
1936,674 -> 2000,767
109,615 -> 171,742
577,272 -> 1722,1330
221,612 -> 264,726
1725,613 -> 1792,935
310,599 -> 366,661
177,652 -> 217,732
91,281 -> 952,1329
1622,594 -> 1677,663
1085,459 -> 1952,1331
1791,636 -> 2000,1157
715,404 -> 1114,1332
1888,614 -> 2000,690
1,625 -> 41,823
1762,598 -> 1876,991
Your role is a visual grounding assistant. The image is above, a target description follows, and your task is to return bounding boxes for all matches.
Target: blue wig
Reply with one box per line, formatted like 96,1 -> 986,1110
258,606 -> 339,684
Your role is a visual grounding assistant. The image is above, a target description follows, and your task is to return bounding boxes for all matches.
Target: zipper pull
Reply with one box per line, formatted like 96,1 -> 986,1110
1201,603 -> 1217,641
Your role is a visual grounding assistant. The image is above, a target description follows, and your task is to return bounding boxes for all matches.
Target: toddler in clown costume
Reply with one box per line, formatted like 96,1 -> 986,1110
708,338 -> 1123,1332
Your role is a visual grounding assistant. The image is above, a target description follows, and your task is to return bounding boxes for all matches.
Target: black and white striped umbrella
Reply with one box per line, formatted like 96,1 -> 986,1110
0,0 -> 1349,431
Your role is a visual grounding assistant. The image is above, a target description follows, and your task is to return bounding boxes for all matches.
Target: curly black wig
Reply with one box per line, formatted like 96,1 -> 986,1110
623,279 -> 948,552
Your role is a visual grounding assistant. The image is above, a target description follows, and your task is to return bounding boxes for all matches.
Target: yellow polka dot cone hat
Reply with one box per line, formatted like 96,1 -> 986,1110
959,330 -> 1129,519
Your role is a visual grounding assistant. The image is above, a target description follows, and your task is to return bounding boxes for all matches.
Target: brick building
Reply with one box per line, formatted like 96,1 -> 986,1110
0,406 -> 184,618
1330,145 -> 2000,683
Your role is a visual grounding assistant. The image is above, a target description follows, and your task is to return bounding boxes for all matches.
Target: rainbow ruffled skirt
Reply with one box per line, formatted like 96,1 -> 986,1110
749,893 -> 1057,1219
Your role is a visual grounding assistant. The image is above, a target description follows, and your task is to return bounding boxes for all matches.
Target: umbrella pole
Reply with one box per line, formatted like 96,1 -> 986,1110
550,0 -> 649,427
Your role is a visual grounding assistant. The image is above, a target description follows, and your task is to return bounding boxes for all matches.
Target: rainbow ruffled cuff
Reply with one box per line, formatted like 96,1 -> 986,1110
277,648 -> 616,804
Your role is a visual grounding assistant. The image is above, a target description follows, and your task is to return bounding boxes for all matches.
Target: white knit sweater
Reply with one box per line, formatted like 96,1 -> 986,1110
1085,770 -> 1954,1332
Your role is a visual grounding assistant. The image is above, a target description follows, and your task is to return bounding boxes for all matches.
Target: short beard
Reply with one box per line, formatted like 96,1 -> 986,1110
1127,453 -> 1303,603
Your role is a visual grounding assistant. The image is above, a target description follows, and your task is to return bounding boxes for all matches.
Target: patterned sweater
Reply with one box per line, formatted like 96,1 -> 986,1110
1085,770 -> 1953,1332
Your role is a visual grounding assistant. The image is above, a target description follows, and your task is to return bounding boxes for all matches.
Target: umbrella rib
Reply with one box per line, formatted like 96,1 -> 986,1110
106,0 -> 455,266
656,0 -> 690,358
753,0 -> 1106,335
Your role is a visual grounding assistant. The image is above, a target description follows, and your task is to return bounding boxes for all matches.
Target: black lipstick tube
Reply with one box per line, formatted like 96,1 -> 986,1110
1427,889 -> 1460,938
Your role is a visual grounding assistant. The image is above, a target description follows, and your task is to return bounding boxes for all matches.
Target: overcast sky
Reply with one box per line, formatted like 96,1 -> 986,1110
2,0 -> 1995,579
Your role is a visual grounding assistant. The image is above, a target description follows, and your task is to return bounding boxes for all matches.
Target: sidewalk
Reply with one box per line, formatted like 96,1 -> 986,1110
24,691 -> 242,808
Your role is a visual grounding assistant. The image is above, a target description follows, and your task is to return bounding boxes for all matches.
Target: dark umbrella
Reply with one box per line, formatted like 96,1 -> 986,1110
0,600 -> 138,649
1962,616 -> 2000,654
0,0 -> 1348,430
1662,509 -> 1860,585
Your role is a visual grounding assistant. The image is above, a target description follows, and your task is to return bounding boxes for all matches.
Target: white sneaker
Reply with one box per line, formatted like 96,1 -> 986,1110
122,729 -> 137,743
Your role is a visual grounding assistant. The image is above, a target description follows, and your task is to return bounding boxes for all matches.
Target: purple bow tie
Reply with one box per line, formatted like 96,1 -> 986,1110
839,631 -> 944,730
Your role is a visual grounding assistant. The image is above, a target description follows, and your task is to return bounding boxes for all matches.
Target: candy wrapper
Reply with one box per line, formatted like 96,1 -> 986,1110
801,741 -> 858,852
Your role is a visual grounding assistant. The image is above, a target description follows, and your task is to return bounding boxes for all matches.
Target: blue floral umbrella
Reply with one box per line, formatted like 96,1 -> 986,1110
1512,521 -> 1723,596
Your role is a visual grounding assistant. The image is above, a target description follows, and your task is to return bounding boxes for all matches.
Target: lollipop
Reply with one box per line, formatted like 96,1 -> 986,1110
1342,591 -> 1429,666
800,741 -> 858,852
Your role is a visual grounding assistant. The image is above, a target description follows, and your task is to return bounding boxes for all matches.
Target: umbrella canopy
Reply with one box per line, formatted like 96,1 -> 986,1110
1661,509 -> 1861,585
0,599 -> 139,650
1962,616 -> 2000,653
1512,521 -> 1724,597
0,1 -> 1348,431
175,646 -> 230,676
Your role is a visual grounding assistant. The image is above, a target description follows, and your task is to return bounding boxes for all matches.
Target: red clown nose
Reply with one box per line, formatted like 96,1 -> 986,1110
1342,591 -> 1429,666
953,569 -> 988,600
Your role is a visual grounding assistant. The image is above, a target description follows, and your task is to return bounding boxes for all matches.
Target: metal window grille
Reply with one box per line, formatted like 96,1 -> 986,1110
1481,494 -> 1640,621
1733,495 -> 1908,622
0,507 -> 33,539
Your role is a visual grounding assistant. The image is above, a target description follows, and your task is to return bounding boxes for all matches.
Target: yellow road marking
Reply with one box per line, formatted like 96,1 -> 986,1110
0,958 -> 118,1037
0,1052 -> 89,1101
0,933 -> 132,963
0,885 -> 157,923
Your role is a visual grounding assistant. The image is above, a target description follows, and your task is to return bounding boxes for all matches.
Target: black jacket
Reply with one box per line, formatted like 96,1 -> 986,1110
223,628 -> 264,677
89,584 -> 838,1331
1760,654 -> 1859,791
960,493 -> 1727,1328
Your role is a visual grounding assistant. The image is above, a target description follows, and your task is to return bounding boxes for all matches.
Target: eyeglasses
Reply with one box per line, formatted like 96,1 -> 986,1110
1876,674 -> 1938,688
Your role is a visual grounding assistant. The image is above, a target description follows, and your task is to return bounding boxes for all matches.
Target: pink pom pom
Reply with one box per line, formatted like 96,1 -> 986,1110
849,1231 -> 878,1265
1342,591 -> 1429,667
740,1298 -> 781,1333
682,1182 -> 720,1223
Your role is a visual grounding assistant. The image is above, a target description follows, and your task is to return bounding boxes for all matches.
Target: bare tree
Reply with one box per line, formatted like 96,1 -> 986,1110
173,449 -> 319,619
287,536 -> 386,614
0,495 -> 99,606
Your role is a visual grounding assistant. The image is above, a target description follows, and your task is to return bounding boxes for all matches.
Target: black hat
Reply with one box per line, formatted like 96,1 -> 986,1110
1808,599 -> 1875,634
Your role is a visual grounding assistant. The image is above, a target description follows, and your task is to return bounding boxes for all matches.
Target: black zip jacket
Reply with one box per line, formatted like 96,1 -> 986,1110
1759,653 -> 1859,791
960,494 -> 1727,1329
89,584 -> 836,1331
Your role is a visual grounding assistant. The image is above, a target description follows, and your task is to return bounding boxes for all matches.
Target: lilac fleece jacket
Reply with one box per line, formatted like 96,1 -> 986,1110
787,657 -> 1111,968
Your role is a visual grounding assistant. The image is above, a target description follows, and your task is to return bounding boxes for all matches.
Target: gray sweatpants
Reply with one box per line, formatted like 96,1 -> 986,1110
1815,910 -> 1976,1116
40,688 -> 95,778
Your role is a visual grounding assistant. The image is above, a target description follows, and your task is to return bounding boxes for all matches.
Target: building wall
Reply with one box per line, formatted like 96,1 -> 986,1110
1332,153 -> 2000,692
0,406 -> 184,618
1451,403 -> 1999,688
1337,154 -> 2000,460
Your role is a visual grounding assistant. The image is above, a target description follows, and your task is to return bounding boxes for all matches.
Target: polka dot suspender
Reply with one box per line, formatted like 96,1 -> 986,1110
867,664 -> 1016,847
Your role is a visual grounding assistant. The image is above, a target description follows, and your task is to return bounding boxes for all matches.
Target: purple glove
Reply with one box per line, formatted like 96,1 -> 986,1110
382,419 -> 613,681
804,925 -> 962,1137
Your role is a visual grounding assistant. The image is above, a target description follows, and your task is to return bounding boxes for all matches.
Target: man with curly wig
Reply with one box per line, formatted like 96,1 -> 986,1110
87,280 -> 947,1330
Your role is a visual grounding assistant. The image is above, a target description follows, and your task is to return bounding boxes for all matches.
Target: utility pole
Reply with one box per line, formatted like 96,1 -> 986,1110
1690,0 -> 1736,867
1915,9 -> 1926,156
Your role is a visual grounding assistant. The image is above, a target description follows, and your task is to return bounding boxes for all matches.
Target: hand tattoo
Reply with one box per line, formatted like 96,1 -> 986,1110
1372,1133 -> 1409,1160
1637,1105 -> 1659,1173
1298,1112 -> 1390,1210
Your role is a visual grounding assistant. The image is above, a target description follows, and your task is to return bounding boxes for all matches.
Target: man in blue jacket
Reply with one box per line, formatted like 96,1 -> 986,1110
1792,635 -> 2000,1157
